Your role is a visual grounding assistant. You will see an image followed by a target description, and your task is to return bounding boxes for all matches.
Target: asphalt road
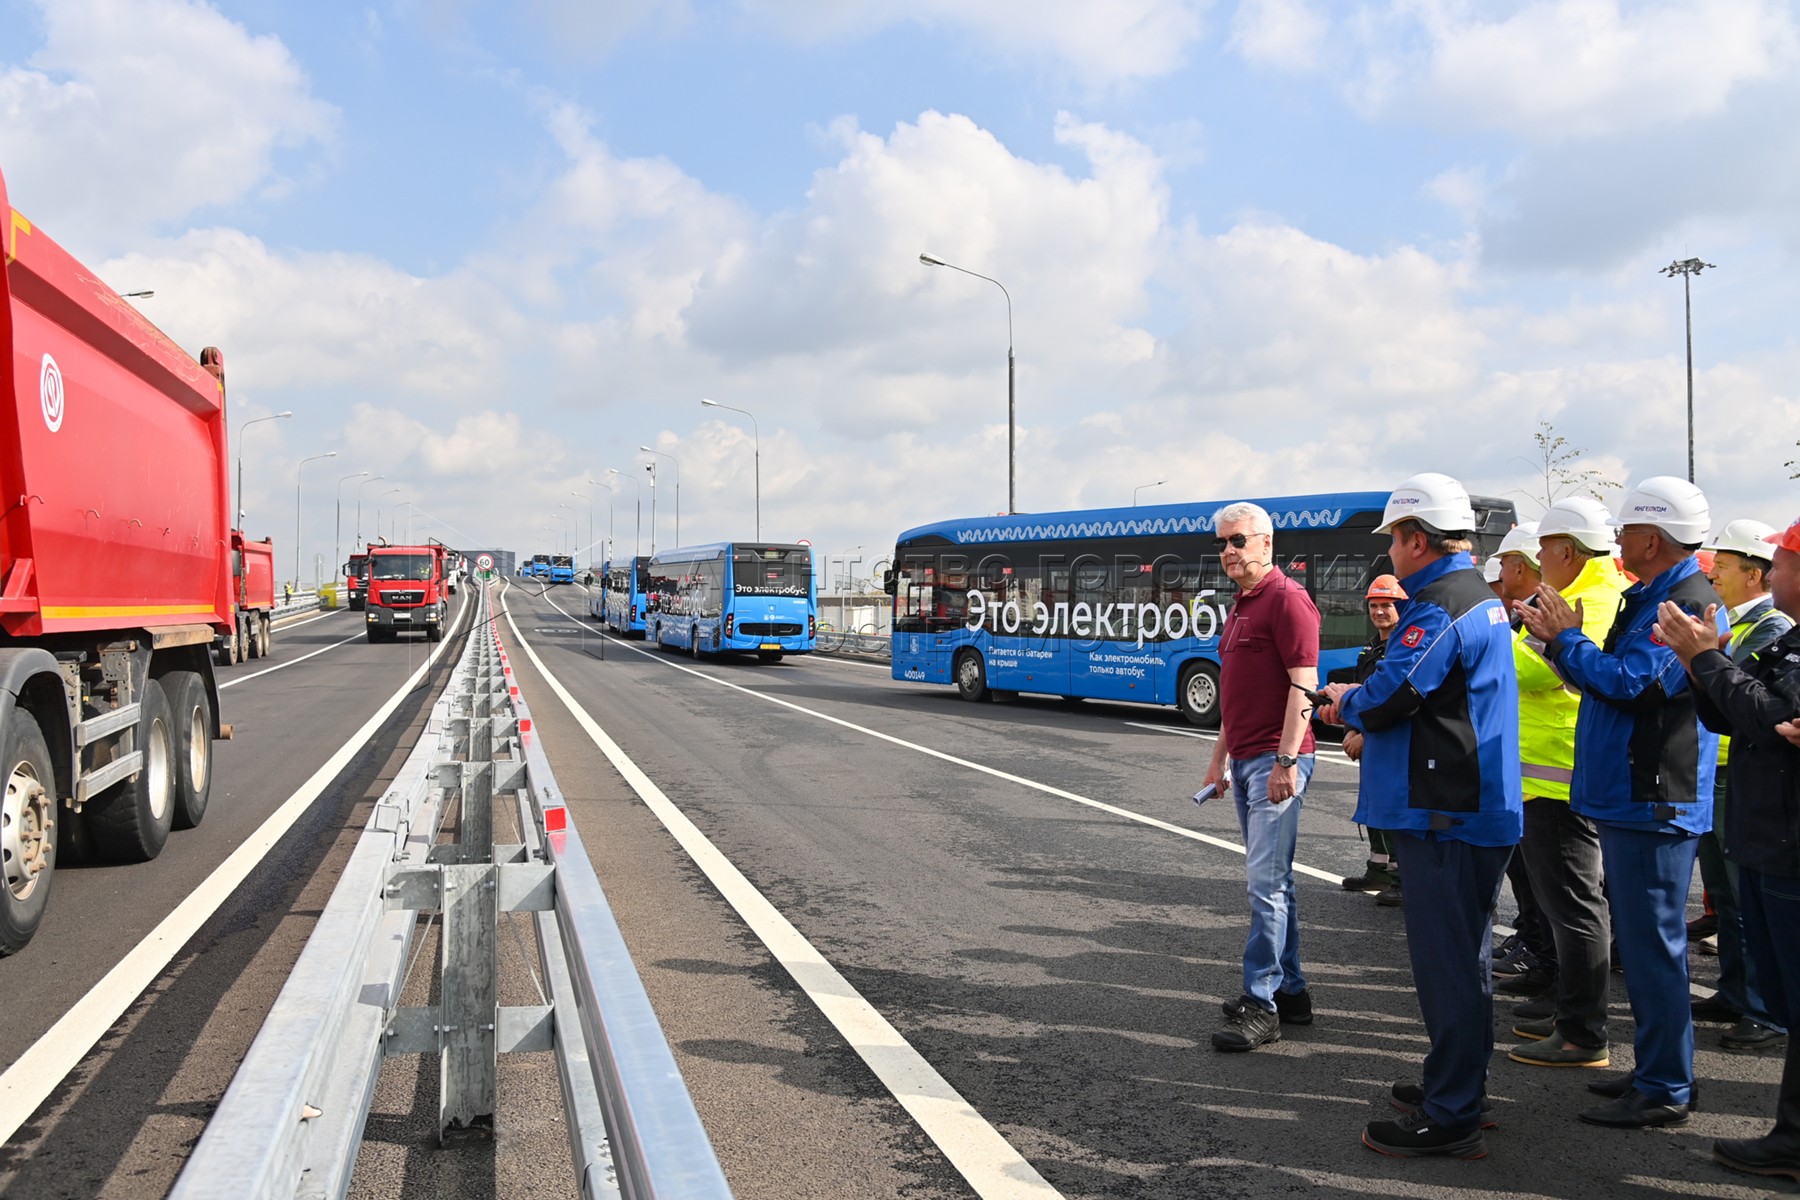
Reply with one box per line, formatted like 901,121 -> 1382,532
0,576 -> 1790,1199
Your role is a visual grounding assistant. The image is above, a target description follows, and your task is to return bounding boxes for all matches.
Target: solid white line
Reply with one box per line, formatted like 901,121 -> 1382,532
0,592 -> 475,1144
218,630 -> 366,690
529,591 -> 1347,885
1122,721 -> 1354,766
501,587 -> 1063,1200
271,610 -> 335,632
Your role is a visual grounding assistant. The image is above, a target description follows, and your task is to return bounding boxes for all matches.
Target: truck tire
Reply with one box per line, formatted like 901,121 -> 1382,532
244,611 -> 261,660
163,671 -> 212,830
954,649 -> 990,702
1177,661 -> 1222,729
0,714 -> 57,955
83,679 -> 176,863
258,613 -> 272,657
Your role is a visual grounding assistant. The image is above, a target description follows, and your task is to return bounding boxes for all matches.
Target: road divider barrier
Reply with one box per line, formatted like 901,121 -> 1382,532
171,583 -> 730,1200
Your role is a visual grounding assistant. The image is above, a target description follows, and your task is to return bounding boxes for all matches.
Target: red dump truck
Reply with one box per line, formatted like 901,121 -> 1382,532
364,540 -> 449,642
215,530 -> 275,665
1,165 -> 230,953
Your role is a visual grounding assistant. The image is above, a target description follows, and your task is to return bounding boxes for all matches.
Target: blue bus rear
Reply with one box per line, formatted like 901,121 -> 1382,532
645,543 -> 815,661
598,556 -> 650,634
886,491 -> 1515,726
550,554 -> 575,584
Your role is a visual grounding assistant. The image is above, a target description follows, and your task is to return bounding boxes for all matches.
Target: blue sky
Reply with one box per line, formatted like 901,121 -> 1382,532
4,0 -> 1797,580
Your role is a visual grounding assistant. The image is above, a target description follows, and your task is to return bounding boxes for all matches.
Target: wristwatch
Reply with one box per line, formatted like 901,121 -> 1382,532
1274,753 -> 1299,768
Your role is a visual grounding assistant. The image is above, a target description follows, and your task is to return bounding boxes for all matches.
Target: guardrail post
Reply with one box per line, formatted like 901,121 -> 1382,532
440,862 -> 498,1139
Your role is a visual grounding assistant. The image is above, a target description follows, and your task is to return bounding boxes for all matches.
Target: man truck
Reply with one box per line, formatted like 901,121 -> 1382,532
364,540 -> 450,642
1,164 -> 231,953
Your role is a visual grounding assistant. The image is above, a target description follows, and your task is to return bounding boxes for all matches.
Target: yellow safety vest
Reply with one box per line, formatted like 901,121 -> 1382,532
1515,555 -> 1630,801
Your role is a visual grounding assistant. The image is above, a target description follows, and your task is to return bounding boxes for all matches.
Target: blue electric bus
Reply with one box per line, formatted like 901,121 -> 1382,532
550,554 -> 576,584
525,553 -> 551,579
644,543 -> 816,661
885,491 -> 1516,726
596,555 -> 651,635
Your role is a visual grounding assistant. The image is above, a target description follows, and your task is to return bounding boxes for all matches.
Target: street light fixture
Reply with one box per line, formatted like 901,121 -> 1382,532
235,411 -> 292,527
334,470 -> 368,579
1133,480 -> 1167,507
123,290 -> 154,300
700,398 -> 760,539
607,468 -> 642,555
643,461 -> 659,554
920,251 -> 1015,514
639,445 -> 679,545
295,451 -> 338,588
1659,257 -> 1716,484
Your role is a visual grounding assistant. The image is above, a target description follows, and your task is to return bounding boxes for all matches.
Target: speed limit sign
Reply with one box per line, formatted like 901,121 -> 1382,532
476,553 -> 494,571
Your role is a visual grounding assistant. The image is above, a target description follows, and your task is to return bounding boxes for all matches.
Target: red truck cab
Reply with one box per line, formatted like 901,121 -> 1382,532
343,552 -> 369,611
363,541 -> 449,642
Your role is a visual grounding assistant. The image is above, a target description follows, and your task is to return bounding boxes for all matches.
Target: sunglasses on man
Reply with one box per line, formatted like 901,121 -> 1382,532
1213,532 -> 1264,550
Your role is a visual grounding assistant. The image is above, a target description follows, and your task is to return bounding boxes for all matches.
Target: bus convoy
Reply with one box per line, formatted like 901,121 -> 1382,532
884,492 -> 1517,727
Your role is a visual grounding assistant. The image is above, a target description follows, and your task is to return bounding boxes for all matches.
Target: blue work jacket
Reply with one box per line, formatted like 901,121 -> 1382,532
1547,555 -> 1722,833
1341,552 -> 1524,846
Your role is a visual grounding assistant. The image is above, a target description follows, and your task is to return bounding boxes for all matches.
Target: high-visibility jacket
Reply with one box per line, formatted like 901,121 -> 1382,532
1515,555 -> 1630,801
1716,595 -> 1794,766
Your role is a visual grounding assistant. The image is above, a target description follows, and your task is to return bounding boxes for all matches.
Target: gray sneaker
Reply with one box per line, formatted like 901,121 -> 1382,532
1212,995 -> 1280,1052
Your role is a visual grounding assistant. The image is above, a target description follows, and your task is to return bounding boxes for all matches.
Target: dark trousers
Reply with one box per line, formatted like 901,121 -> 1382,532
1505,836 -> 1557,967
1600,824 -> 1700,1106
1696,779 -> 1784,1029
1519,797 -> 1609,1048
1740,867 -> 1800,1149
1395,832 -> 1513,1131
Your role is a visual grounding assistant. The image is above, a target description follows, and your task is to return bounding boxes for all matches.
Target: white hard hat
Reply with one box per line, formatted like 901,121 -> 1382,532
1614,475 -> 1710,546
1702,518 -> 1778,562
1538,495 -> 1617,556
1375,472 -> 1478,535
1496,521 -> 1542,567
1483,556 -> 1503,583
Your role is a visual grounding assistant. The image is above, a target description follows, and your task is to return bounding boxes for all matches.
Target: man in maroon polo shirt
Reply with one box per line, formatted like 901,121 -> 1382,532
1199,500 -> 1322,1050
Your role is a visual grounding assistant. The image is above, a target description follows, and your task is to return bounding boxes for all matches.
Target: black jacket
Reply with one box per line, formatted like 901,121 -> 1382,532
1691,624 -> 1800,877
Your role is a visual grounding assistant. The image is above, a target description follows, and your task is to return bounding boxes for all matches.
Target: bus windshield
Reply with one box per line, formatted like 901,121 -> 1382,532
733,546 -> 810,596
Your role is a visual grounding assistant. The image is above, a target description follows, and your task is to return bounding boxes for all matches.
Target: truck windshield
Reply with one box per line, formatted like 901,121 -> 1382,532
370,554 -> 435,580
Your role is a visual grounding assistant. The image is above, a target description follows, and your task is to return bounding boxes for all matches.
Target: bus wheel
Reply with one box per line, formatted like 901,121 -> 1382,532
954,650 -> 990,702
1177,661 -> 1222,729
0,714 -> 57,955
164,671 -> 212,830
84,679 -> 176,862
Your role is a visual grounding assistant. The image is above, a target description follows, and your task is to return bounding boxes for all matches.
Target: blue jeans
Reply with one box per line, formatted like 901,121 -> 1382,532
1600,823 -> 1700,1107
1233,752 -> 1315,1010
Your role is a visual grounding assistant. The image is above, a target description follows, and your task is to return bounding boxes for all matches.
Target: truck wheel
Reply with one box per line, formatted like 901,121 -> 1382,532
244,612 -> 260,661
83,679 -> 176,863
215,636 -> 233,667
258,614 -> 272,657
1177,661 -> 1222,729
954,650 -> 990,702
0,715 -> 57,955
163,672 -> 212,830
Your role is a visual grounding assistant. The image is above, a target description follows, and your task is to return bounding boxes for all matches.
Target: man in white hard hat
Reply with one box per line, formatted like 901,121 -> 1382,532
1657,515 -> 1800,1185
1691,519 -> 1792,1052
1518,475 -> 1723,1129
1505,497 -> 1629,1070
1319,472 -> 1522,1160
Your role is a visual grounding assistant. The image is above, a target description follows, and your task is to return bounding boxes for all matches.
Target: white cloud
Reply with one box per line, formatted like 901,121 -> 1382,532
1229,0 -> 1329,72
0,0 -> 336,253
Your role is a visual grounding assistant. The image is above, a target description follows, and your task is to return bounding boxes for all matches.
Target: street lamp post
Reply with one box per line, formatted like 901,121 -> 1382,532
235,411 -> 292,526
1659,257 -> 1716,484
608,468 -> 641,555
700,398 -> 760,539
334,470 -> 368,579
1133,480 -> 1167,507
555,504 -> 576,558
587,475 -> 614,568
920,252 -> 1015,514
639,446 -> 679,545
354,474 -> 387,544
294,451 -> 338,588
644,461 -> 659,554
374,488 -> 401,543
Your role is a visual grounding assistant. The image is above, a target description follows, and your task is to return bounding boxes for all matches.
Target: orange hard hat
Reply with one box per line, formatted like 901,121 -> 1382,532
1366,574 -> 1407,601
1767,517 -> 1800,554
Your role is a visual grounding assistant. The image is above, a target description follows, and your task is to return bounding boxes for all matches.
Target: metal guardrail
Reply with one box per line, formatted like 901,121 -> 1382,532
813,630 -> 890,657
172,585 -> 730,1200
271,591 -> 323,621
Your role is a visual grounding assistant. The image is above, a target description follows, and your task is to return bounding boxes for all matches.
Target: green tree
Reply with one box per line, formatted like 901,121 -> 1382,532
1516,419 -> 1622,515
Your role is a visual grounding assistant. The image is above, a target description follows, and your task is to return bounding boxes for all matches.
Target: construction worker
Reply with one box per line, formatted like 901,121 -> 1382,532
1690,519 -> 1792,1052
1504,497 -> 1629,1069
1517,476 -> 1722,1128
1658,515 -> 1800,1186
1341,574 -> 1406,903
1320,472 -> 1522,1160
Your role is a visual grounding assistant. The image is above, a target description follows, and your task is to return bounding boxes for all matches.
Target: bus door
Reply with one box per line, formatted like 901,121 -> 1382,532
890,559 -> 958,685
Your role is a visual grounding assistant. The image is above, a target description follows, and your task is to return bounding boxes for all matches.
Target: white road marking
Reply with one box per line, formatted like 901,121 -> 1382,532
526,592 -> 1347,886
501,585 -> 1064,1200
1123,721 -> 1354,766
0,593 -> 475,1144
218,630 -> 367,689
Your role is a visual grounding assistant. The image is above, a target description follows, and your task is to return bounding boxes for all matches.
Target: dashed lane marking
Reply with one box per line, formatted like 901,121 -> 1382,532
500,583 -> 1065,1200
